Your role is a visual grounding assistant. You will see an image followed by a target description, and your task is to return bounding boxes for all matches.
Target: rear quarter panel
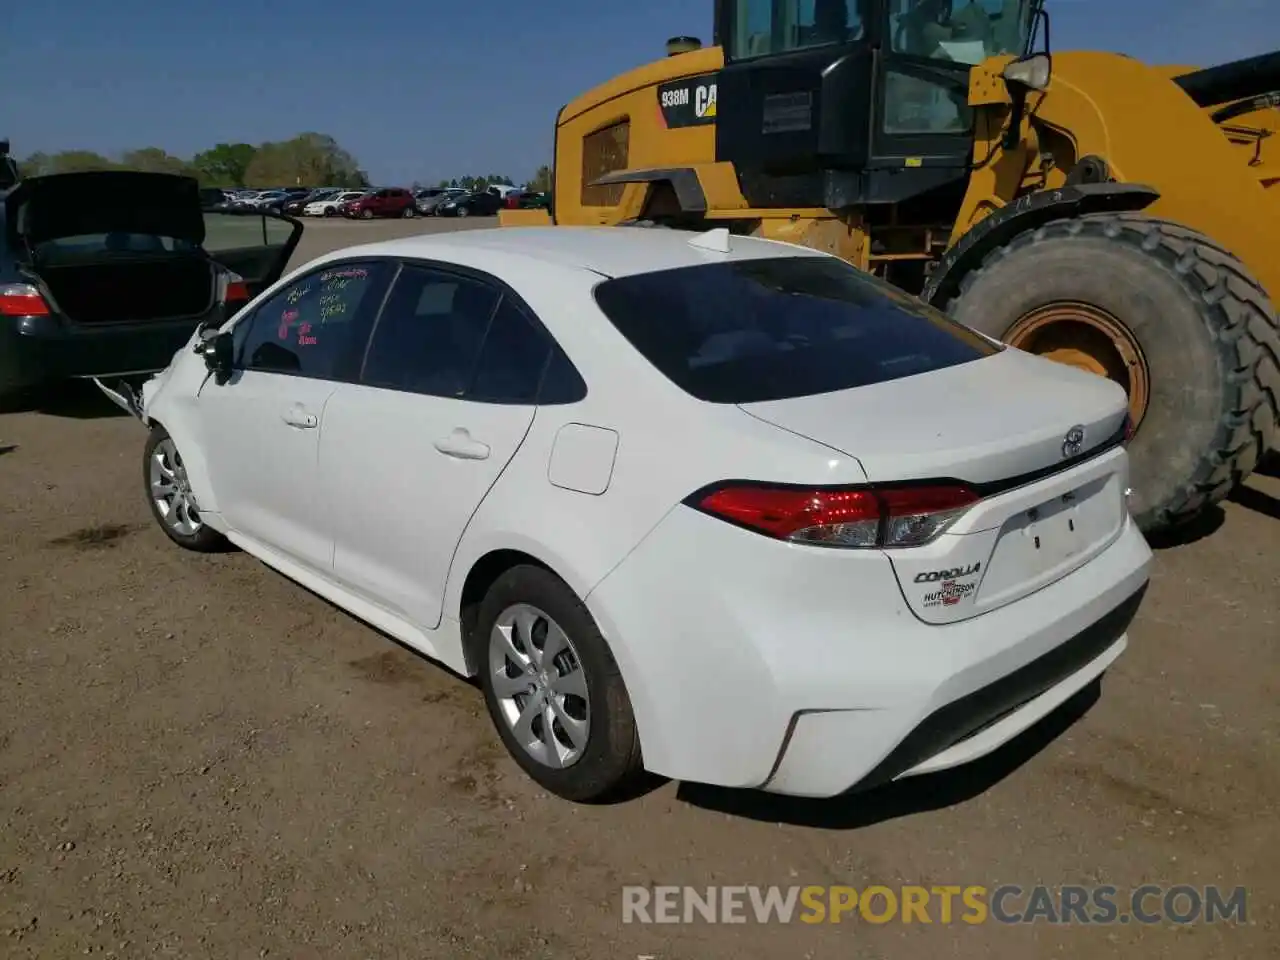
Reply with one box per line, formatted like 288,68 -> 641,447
441,257 -> 869,630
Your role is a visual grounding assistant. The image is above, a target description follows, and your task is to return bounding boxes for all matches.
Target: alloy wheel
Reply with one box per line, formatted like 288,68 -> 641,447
488,603 -> 591,769
149,437 -> 202,537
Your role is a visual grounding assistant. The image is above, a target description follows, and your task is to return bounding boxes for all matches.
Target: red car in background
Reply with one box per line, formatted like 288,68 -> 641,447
341,188 -> 417,219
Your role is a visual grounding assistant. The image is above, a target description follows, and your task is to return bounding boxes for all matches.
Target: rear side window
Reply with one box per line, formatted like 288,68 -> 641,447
591,256 -> 999,403
467,299 -> 550,404
361,265 -> 501,396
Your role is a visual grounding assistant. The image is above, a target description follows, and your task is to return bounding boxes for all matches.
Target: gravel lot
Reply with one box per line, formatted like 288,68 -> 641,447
1,217 -> 1277,959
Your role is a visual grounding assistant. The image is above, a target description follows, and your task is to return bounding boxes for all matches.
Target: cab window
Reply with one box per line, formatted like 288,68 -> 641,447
888,0 -> 1036,65
726,0 -> 866,60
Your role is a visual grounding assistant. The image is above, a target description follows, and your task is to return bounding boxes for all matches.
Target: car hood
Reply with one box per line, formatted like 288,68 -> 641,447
4,171 -> 206,247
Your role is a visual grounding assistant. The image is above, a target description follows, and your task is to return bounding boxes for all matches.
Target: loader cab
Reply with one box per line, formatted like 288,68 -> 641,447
713,0 -> 1040,208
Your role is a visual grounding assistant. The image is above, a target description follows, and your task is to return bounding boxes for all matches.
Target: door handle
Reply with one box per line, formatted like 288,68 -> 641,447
281,406 -> 318,429
433,428 -> 490,460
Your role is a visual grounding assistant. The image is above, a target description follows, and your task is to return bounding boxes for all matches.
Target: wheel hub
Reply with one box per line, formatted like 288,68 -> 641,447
1005,301 -> 1152,428
149,438 -> 203,537
489,603 -> 591,769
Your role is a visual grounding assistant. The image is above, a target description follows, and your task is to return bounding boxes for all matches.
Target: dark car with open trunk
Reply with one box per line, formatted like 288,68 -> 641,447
0,171 -> 302,399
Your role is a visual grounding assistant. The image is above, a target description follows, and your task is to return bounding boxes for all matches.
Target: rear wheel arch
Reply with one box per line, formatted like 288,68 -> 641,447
458,548 -> 565,672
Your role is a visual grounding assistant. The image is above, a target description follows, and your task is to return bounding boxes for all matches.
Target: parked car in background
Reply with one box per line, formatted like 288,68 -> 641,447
504,191 -> 550,211
414,187 -> 467,216
123,225 -> 1150,803
238,190 -> 290,213
200,188 -> 234,210
283,189 -> 337,216
305,190 -> 368,217
341,188 -> 417,219
0,171 -> 301,401
436,191 -> 503,218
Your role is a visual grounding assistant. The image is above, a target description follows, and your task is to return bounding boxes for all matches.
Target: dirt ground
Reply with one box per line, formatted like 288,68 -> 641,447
1,217 -> 1277,959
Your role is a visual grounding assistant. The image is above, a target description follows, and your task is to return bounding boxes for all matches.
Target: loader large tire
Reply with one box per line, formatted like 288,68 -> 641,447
947,212 -> 1280,535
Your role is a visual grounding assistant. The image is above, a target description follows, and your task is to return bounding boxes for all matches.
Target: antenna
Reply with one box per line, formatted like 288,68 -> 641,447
687,227 -> 732,253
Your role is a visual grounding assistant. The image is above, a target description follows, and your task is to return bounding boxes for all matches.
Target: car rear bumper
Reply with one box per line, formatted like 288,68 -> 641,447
0,311 -> 208,393
585,506 -> 1152,798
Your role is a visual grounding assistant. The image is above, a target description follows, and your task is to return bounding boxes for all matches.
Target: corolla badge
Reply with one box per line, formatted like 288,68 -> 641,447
1061,424 -> 1086,459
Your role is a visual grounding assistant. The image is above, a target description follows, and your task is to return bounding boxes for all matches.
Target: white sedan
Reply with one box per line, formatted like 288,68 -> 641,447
304,190 -> 367,217
111,226 -> 1152,803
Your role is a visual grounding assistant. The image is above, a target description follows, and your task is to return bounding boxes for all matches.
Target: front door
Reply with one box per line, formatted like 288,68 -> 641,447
322,263 -> 552,629
196,259 -> 390,573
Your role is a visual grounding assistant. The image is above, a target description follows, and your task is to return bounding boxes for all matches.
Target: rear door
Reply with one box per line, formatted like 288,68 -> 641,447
202,210 -> 302,299
320,262 -> 550,629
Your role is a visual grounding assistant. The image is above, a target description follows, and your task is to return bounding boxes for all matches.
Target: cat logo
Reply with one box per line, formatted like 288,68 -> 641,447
695,83 -> 717,118
657,74 -> 719,128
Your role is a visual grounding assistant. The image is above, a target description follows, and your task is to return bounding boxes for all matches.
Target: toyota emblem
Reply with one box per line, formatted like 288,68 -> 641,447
1062,425 -> 1086,459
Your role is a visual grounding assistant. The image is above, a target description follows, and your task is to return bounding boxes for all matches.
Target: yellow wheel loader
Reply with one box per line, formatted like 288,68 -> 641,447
501,0 -> 1280,536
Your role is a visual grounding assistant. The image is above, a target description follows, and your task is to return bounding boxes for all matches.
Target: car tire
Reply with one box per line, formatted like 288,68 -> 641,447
456,206 -> 470,218
947,212 -> 1280,535
402,206 -> 416,218
324,208 -> 336,218
361,208 -> 373,220
473,564 -> 644,803
143,425 -> 227,553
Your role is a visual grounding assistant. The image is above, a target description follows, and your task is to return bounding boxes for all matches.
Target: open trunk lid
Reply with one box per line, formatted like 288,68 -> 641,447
740,349 -> 1133,624
4,171 -> 206,249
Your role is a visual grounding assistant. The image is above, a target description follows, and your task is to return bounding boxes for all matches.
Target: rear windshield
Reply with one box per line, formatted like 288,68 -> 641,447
591,255 -> 999,403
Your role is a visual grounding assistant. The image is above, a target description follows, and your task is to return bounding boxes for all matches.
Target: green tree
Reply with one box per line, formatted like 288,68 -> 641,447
528,164 -> 553,193
244,133 -> 366,188
119,147 -> 190,175
191,142 -> 257,187
22,150 -> 116,175
13,134 -> 368,189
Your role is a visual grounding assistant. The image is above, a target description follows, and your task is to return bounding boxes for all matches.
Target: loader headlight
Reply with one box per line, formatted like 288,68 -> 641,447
1003,53 -> 1051,91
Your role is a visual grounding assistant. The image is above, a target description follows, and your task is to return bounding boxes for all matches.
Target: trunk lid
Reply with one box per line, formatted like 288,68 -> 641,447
4,171 -> 206,249
740,349 -> 1133,624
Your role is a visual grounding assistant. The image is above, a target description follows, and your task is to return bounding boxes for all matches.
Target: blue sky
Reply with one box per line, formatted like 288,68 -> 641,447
5,0 -> 1278,185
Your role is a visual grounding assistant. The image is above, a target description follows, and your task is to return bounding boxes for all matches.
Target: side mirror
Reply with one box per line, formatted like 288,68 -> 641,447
197,331 -> 235,383
1003,53 -> 1051,92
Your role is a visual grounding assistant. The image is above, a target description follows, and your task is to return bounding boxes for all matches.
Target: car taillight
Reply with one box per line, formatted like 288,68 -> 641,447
220,271 -> 250,308
0,282 -> 51,317
689,482 -> 980,549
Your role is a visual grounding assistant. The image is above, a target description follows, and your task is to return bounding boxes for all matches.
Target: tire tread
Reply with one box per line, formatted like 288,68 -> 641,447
948,212 -> 1280,531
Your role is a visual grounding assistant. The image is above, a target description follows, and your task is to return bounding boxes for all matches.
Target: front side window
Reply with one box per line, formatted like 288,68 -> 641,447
888,0 -> 1036,65
592,255 -> 999,404
882,68 -> 972,134
727,0 -> 866,60
236,261 -> 387,380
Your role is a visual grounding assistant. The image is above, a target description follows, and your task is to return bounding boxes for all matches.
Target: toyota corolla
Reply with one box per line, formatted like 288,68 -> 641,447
102,226 -> 1152,804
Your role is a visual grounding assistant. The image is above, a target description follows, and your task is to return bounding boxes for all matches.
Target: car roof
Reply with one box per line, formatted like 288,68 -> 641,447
318,226 -> 828,279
